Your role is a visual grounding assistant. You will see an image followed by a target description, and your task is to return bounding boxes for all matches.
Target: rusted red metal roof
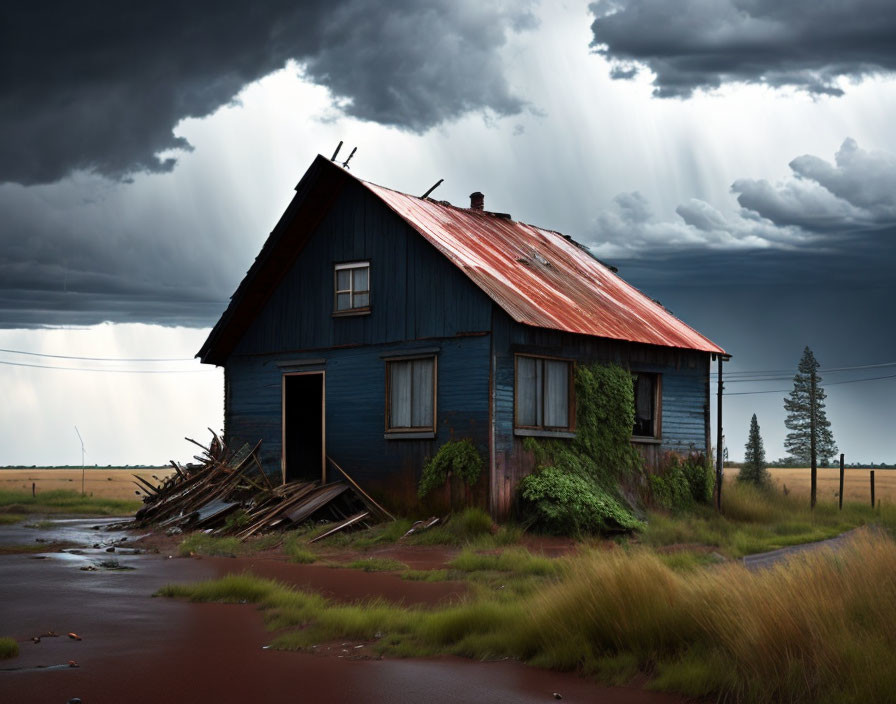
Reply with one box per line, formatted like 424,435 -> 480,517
364,180 -> 725,354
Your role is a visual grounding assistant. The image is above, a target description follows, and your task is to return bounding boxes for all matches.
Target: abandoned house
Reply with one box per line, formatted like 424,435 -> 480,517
198,155 -> 726,518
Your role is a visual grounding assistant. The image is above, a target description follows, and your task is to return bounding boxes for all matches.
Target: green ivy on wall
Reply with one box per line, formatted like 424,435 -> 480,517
519,362 -> 644,534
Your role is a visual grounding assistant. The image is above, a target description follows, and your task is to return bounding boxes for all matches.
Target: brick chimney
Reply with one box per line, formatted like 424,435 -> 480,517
469,191 -> 484,210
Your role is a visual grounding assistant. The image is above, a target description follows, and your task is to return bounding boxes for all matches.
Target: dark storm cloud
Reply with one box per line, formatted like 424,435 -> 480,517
0,1 -> 534,185
610,229 -> 896,462
589,0 -> 896,97
0,179 -> 234,328
589,139 -> 896,257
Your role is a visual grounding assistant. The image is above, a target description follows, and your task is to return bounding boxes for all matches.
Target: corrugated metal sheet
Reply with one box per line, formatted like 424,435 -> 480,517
364,181 -> 725,355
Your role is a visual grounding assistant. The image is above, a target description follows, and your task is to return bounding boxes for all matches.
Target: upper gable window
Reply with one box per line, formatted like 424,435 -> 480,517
334,261 -> 370,314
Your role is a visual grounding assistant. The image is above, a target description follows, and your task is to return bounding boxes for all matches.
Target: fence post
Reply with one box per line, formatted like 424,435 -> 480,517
870,470 -> 875,509
32,482 -> 35,498
839,454 -> 844,510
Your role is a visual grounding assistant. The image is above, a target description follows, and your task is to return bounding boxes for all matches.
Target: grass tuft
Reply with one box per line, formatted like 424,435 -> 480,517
178,534 -> 243,557
344,557 -> 407,572
283,533 -> 316,564
448,547 -> 561,576
156,573 -> 280,602
445,508 -> 493,538
0,637 -> 18,659
401,569 -> 449,582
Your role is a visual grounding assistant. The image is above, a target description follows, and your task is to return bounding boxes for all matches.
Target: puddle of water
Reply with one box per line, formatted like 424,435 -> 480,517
0,516 -> 140,550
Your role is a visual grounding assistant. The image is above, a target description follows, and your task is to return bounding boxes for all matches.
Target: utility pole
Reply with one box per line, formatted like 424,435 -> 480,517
810,372 -> 817,509
715,355 -> 725,511
75,426 -> 86,496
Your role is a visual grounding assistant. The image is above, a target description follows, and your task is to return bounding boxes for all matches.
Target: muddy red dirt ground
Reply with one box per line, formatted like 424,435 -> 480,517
0,519 -> 684,704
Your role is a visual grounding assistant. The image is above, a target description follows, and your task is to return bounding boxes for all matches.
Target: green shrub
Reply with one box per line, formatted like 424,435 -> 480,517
651,453 -> 715,511
680,453 -> 715,504
418,439 -> 484,498
650,470 -> 691,512
520,466 -> 643,534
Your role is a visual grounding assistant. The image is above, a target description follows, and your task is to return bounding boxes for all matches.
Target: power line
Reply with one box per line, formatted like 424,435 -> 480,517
0,347 -> 195,362
0,359 -> 214,374
723,369 -> 896,384
723,372 -> 896,396
712,360 -> 896,378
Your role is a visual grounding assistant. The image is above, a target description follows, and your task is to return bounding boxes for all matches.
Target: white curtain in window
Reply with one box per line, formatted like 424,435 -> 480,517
517,357 -> 542,426
411,358 -> 434,427
353,267 -> 368,292
544,360 -> 569,428
390,361 -> 411,428
390,358 -> 434,429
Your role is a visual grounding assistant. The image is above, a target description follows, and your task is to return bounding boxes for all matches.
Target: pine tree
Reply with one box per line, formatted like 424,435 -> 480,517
740,414 -> 768,486
784,346 -> 836,507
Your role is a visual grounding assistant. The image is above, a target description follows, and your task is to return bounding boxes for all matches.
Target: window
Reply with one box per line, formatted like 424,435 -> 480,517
334,261 -> 370,313
632,372 -> 660,438
515,355 -> 573,431
386,357 -> 436,432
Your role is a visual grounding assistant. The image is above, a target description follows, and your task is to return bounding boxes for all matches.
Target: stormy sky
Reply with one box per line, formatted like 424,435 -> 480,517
1,1 -> 894,466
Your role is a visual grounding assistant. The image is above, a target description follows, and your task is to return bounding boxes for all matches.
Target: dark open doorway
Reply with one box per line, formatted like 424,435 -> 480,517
282,372 -> 325,484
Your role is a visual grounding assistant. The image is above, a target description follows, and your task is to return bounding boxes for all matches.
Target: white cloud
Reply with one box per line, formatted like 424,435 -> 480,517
589,190 -> 809,257
735,138 -> 896,230
589,139 -> 896,256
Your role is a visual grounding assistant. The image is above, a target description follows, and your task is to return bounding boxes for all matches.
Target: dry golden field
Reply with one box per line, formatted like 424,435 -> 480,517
728,466 -> 896,504
4,466 -> 893,506
0,468 -> 174,500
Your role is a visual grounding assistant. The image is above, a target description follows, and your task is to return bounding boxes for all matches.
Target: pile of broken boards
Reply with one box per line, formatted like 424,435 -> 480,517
128,433 -> 391,542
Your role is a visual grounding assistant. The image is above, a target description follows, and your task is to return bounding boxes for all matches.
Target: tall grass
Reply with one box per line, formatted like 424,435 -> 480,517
525,528 -> 896,701
161,528 -> 896,702
643,481 -> 894,557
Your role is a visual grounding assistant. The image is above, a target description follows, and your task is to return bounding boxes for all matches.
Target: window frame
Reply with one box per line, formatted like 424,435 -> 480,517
333,260 -> 371,316
513,353 -> 576,436
631,371 -> 662,442
384,354 -> 438,437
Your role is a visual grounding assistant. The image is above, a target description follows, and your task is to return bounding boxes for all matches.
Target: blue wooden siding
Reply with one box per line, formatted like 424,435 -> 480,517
233,181 -> 492,356
226,336 -> 491,509
489,307 -> 710,515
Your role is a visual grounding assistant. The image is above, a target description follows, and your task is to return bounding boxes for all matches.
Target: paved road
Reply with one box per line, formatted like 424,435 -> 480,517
742,529 -> 861,570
